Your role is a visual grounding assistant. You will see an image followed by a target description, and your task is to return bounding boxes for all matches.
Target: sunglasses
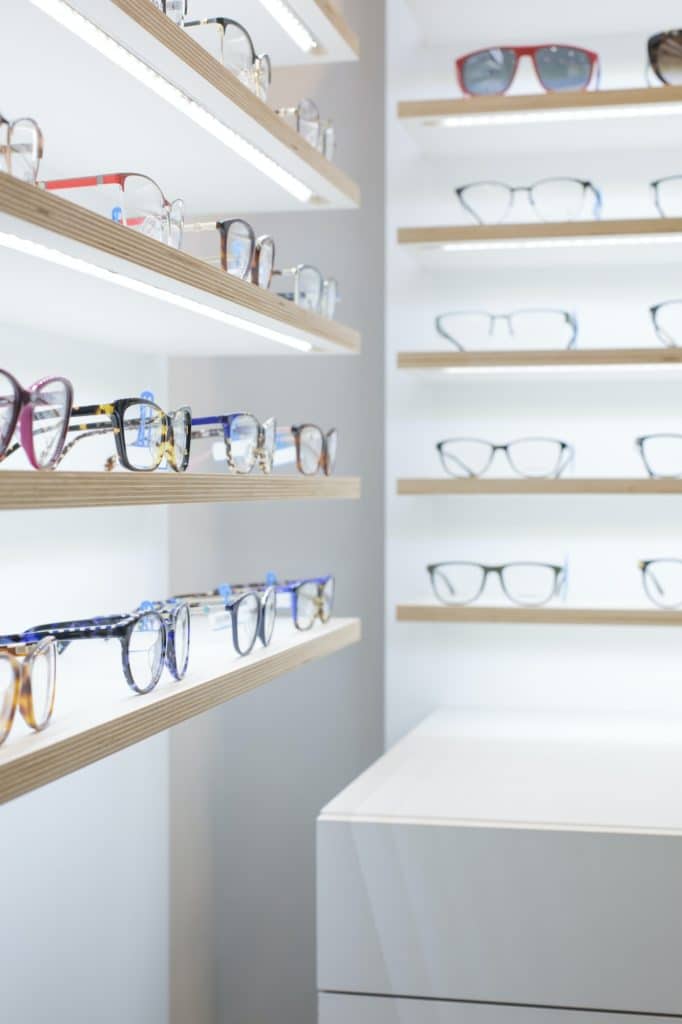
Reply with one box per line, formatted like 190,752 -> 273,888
39,173 -> 184,249
0,112 -> 43,184
183,17 -> 272,101
437,437 -> 574,480
185,219 -> 275,288
455,178 -> 602,225
648,31 -> 682,86
273,265 -> 339,318
0,637 -> 57,746
428,562 -> 567,608
456,44 -> 600,97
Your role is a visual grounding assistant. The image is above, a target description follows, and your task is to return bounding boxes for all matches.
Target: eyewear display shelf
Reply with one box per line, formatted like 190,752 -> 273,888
318,707 -> 682,1018
396,605 -> 682,626
397,349 -> 682,372
0,174 -> 360,355
397,478 -> 682,495
3,1 -> 359,215
398,86 -> 682,155
218,0 -> 360,65
0,472 -> 361,511
0,618 -> 361,806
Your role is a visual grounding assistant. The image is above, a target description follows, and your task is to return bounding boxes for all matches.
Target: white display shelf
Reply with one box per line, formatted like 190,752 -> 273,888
397,220 -> 682,268
0,617 -> 360,805
398,87 -> 682,156
0,174 -> 360,355
404,0 -> 681,45
318,708 -> 682,1012
397,478 -> 682,495
397,349 -> 682,375
0,472 -> 361,510
396,605 -> 682,627
1,1 -> 359,216
190,0 -> 359,66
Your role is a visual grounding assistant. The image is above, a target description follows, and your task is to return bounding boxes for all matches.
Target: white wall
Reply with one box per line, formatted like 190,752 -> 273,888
0,330 -> 169,1023
386,2 -> 682,742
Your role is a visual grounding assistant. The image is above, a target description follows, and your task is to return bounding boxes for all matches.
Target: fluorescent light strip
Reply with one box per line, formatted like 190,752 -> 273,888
440,234 -> 682,253
29,0 -> 314,204
429,103 -> 682,128
257,0 -> 319,53
0,232 -> 313,352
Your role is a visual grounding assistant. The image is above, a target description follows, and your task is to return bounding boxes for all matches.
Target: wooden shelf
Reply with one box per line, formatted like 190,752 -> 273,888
397,478 -> 682,495
396,606 -> 682,626
0,174 -> 360,355
398,219 -> 682,248
0,472 -> 361,510
0,618 -> 361,805
3,1 -> 358,216
397,349 -> 682,372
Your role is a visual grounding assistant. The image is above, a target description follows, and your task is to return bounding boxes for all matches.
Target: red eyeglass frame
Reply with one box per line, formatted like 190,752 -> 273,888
455,44 -> 600,97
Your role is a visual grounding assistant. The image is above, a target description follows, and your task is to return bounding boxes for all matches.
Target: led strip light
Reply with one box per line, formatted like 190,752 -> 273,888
427,102 -> 682,129
257,0 -> 319,53
439,234 -> 682,253
0,232 -> 313,352
29,0 -> 315,203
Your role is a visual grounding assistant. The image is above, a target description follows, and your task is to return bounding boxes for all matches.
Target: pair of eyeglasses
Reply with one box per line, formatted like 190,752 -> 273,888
635,435 -> 682,478
231,576 -> 335,631
191,413 -> 275,474
39,173 -> 184,249
276,99 -> 336,161
640,559 -> 682,609
0,637 -> 56,746
183,18 -> 272,101
179,586 -> 277,656
0,112 -> 43,183
185,219 -> 275,288
1,602 -> 190,698
437,438 -> 574,480
648,31 -> 682,85
436,309 -> 578,352
455,179 -> 602,225
428,562 -> 567,608
456,44 -> 600,96
277,425 -> 337,476
1,383 -> 191,473
273,265 -> 339,319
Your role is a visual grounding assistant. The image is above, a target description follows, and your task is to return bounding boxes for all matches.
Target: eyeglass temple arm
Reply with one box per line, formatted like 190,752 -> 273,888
557,443 -> 576,475
38,174 -> 125,191
641,562 -> 666,597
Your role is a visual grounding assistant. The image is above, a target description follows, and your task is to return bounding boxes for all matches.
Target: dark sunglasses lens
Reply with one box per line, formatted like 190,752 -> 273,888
226,220 -> 253,279
32,378 -> 70,469
461,48 -> 516,95
535,46 -> 592,91
128,613 -> 164,693
0,371 -> 18,452
651,34 -> 682,84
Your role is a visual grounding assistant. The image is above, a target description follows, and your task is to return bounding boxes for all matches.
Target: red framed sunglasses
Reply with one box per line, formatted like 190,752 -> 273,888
456,44 -> 600,97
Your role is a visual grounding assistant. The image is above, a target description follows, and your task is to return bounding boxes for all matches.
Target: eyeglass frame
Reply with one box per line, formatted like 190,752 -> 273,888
227,575 -> 335,631
0,636 -> 57,745
455,44 -> 601,97
650,176 -> 682,219
3,604 -> 191,696
648,32 -> 682,86
277,424 -> 337,476
436,437 -> 575,479
649,301 -> 682,347
183,17 -> 272,95
272,265 -> 340,318
434,308 -> 579,351
184,219 -> 275,287
0,370 -> 74,470
178,586 -> 277,656
639,558 -> 682,609
0,113 -> 44,183
275,99 -> 336,160
455,178 -> 603,225
634,434 -> 682,478
427,561 -> 567,607
191,413 -> 275,474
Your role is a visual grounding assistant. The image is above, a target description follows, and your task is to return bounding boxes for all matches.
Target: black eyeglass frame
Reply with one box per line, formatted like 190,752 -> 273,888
427,561 -> 567,608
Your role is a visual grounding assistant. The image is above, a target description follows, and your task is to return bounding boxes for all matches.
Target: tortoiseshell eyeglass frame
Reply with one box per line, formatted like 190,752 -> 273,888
2,603 -> 190,695
184,218 -> 275,287
0,112 -> 44,183
48,398 -> 191,472
191,412 -> 275,474
277,424 -> 337,476
0,636 -> 57,745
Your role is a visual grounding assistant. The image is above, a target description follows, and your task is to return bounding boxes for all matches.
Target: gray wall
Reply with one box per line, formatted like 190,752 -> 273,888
168,3 -> 385,1020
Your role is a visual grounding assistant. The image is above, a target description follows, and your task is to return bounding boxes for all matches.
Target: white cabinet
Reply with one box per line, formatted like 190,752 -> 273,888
317,709 -> 682,1015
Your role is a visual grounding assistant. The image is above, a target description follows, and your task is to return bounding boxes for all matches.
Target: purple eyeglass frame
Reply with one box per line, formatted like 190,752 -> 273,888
0,369 -> 74,470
